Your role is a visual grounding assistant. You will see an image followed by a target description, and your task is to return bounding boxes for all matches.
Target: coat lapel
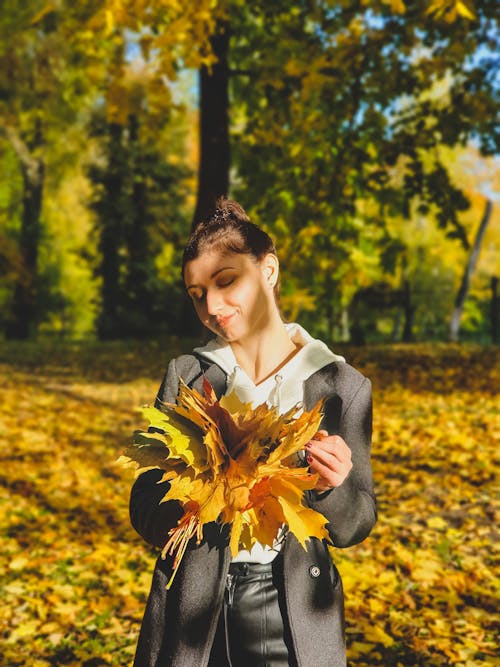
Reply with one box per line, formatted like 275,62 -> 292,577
194,358 -> 342,415
190,356 -> 228,399
303,362 -> 340,410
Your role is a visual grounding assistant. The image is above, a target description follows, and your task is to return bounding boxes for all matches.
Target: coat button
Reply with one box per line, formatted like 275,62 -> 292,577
309,565 -> 321,578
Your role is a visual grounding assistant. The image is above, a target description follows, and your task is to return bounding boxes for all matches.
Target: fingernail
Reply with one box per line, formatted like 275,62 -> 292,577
305,442 -> 311,449
306,454 -> 313,463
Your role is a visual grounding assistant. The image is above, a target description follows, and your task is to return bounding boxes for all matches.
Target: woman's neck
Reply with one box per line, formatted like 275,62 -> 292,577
230,317 -> 300,385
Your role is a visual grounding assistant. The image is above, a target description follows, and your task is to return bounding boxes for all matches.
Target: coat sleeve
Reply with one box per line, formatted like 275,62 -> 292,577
129,358 -> 185,549
307,374 -> 376,548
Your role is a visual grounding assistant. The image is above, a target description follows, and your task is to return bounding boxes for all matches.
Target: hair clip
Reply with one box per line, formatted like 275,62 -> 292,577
212,206 -> 228,224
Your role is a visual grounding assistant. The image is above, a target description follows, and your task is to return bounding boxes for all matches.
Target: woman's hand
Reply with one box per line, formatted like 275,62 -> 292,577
306,430 -> 353,492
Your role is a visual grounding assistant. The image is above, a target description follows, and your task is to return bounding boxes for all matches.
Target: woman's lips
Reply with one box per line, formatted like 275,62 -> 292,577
215,313 -> 235,328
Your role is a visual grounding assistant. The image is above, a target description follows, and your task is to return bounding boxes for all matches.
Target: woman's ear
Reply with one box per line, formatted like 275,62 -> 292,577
261,253 -> 279,288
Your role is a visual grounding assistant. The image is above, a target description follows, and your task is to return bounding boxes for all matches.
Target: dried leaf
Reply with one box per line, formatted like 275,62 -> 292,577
121,378 -> 329,586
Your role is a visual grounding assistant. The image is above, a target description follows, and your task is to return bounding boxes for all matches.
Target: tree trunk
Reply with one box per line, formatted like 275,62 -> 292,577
449,199 -> 492,342
391,307 -> 402,342
491,276 -> 498,345
402,279 -> 414,342
192,19 -> 230,229
4,125 -> 44,339
340,307 -> 350,342
126,113 -> 151,329
97,122 -> 126,340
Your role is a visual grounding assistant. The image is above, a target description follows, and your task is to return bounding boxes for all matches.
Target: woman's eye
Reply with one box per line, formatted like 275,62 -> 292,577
218,277 -> 235,288
189,291 -> 204,302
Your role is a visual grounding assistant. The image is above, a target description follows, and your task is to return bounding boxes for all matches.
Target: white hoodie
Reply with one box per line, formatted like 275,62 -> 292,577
194,322 -> 345,415
193,322 -> 345,562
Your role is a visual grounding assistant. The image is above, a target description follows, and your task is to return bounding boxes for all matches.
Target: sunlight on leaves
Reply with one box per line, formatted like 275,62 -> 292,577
120,380 -> 328,587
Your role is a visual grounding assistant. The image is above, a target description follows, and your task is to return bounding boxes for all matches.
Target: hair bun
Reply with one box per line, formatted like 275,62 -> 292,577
182,197 -> 276,272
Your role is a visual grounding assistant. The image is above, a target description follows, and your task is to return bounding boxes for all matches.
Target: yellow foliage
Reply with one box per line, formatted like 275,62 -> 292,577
1,341 -> 497,665
426,0 -> 476,22
385,0 -> 406,14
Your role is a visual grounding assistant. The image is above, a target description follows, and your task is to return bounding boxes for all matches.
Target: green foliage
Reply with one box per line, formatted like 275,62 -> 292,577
0,0 -> 497,341
228,0 -> 499,335
0,1 -> 111,338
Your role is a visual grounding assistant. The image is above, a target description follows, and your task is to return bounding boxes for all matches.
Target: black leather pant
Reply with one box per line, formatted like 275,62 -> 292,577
208,556 -> 297,667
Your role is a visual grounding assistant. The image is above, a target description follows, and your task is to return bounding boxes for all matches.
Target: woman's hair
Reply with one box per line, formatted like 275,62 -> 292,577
182,198 -> 276,271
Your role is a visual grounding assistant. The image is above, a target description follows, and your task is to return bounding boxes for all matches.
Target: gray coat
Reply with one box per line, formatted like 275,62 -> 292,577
130,354 -> 376,667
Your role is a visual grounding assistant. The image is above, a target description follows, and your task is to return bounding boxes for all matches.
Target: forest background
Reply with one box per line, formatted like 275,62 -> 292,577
0,1 -> 498,667
1,0 -> 499,344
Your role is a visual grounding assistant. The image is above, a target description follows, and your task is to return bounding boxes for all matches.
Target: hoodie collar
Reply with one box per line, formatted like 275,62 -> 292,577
193,323 -> 345,414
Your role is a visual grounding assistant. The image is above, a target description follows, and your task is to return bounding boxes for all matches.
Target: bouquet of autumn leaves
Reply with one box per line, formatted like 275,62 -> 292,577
119,377 -> 332,589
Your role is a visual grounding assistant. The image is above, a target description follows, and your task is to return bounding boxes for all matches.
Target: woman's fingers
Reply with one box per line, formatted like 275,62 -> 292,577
306,433 -> 352,489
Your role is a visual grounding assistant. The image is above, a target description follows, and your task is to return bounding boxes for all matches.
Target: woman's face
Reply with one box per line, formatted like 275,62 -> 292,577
184,249 -> 279,343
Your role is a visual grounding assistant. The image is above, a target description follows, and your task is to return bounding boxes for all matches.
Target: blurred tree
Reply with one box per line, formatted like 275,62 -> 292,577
90,0 -> 498,341
373,144 -> 499,343
0,145 -> 23,331
0,1 -> 107,338
39,141 -> 99,338
0,1 -> 196,340
227,0 -> 498,337
492,277 -> 499,344
88,63 -> 191,339
96,0 -> 228,229
1,0 -> 497,341
92,1 -> 229,337
450,199 -> 493,341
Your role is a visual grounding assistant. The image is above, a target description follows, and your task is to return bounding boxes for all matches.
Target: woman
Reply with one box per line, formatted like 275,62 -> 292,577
129,199 -> 376,667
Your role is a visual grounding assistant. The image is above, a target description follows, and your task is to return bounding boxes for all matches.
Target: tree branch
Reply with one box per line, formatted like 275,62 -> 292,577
0,122 -> 43,185
449,198 -> 493,341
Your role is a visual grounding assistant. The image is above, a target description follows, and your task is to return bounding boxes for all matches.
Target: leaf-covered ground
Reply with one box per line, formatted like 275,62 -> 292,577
0,340 -> 498,666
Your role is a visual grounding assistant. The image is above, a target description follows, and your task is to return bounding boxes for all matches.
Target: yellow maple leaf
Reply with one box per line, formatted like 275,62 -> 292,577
248,496 -> 286,549
121,378 -> 331,587
142,404 -> 207,470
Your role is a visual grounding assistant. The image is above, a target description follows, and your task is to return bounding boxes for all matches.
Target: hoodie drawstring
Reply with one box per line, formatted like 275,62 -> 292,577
268,373 -> 283,413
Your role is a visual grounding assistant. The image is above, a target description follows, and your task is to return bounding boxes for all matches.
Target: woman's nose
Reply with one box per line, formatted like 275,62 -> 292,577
205,289 -> 223,315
